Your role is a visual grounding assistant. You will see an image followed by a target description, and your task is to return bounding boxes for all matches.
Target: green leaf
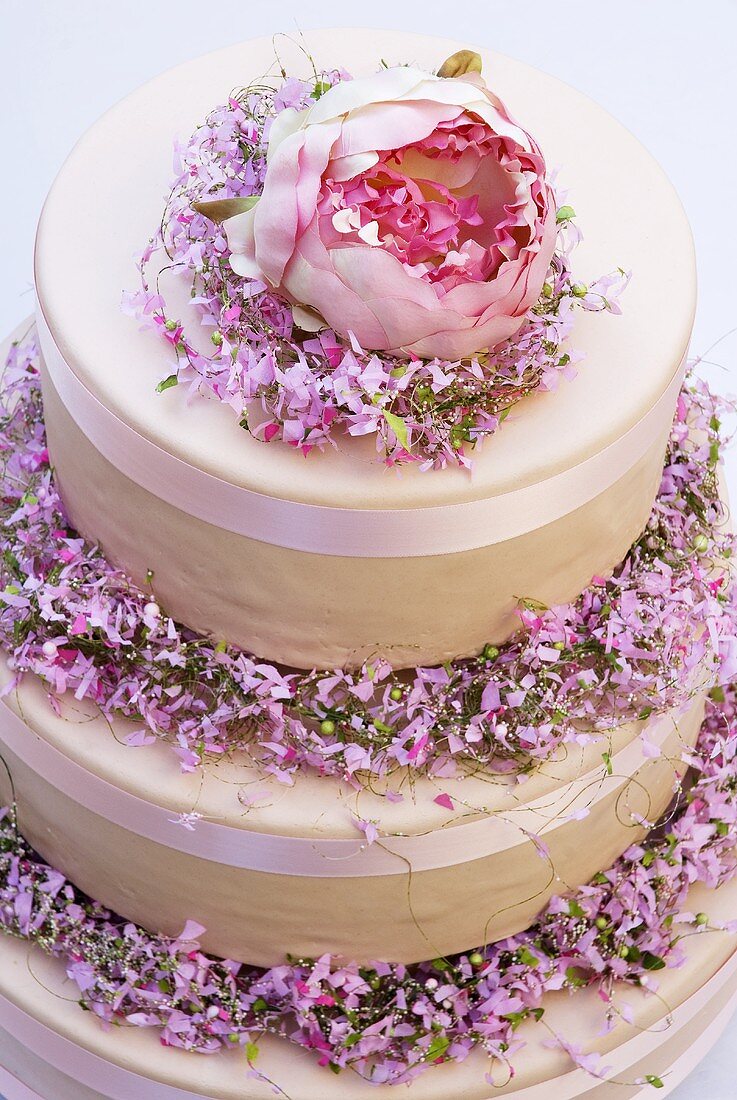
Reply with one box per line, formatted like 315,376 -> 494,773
556,204 -> 576,223
565,965 -> 587,988
426,1034 -> 450,1062
156,374 -> 178,394
645,1075 -> 665,1089
384,410 -> 410,451
517,946 -> 540,968
519,597 -> 549,612
192,194 -> 259,222
245,1041 -> 259,1063
641,952 -> 666,971
602,751 -> 612,775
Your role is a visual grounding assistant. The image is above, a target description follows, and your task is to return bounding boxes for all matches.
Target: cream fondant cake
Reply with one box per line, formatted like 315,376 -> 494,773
1,25 -> 734,1100
33,30 -> 694,670
0,662 -> 706,966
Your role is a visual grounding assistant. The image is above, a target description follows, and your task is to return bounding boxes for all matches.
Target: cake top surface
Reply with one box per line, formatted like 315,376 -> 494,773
35,28 -> 695,508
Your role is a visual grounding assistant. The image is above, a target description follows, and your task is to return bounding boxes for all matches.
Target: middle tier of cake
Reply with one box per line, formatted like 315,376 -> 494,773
0,660 -> 705,967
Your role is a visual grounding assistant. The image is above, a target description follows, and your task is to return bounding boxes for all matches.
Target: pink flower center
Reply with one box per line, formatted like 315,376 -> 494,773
318,111 -> 535,292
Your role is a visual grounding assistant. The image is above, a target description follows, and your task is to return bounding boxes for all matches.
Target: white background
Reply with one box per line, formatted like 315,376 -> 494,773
1,1 -> 737,1097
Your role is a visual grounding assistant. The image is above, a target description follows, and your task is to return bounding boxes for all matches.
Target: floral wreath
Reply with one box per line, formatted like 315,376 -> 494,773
0,331 -> 734,797
125,49 -> 627,468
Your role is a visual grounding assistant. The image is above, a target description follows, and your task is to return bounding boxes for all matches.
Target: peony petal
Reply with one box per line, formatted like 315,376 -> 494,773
405,312 -> 522,360
331,100 -> 461,159
399,146 -> 485,190
357,221 -> 381,245
283,225 -> 391,347
327,150 -> 379,182
267,105 -> 308,162
253,120 -> 341,285
230,250 -> 266,280
397,78 -> 535,151
225,204 -> 259,273
291,304 -> 326,331
303,66 -> 429,126
330,243 -> 442,312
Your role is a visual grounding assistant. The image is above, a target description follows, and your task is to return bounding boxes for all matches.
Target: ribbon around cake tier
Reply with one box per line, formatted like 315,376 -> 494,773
35,303 -> 687,560
0,693 -> 698,878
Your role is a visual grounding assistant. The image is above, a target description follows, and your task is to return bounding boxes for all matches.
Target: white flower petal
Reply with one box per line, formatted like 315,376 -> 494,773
291,304 -> 327,331
327,150 -> 380,182
304,67 -> 429,126
357,220 -> 381,246
267,106 -> 308,162
332,207 -> 361,234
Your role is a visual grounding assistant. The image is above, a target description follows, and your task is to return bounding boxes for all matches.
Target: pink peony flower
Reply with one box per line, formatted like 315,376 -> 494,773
225,61 -> 557,361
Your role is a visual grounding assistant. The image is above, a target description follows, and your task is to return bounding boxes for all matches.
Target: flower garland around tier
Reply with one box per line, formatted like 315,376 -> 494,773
0,329 -> 736,784
2,683 -> 737,1088
123,67 -> 627,469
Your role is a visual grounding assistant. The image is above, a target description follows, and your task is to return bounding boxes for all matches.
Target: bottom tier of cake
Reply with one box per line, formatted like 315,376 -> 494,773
1,873 -> 736,1099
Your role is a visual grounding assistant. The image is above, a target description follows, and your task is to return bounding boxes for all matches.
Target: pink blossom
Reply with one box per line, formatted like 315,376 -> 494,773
226,66 -> 556,360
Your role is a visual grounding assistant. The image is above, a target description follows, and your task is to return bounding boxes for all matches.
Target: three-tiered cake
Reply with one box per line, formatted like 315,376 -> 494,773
1,28 -> 736,1100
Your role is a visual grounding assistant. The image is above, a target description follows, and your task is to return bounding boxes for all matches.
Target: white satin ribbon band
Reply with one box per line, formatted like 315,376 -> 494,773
35,305 -> 687,559
0,947 -> 735,1100
0,696 -> 680,877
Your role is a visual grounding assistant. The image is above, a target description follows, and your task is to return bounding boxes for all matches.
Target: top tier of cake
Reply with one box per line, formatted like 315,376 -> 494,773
34,29 -> 695,669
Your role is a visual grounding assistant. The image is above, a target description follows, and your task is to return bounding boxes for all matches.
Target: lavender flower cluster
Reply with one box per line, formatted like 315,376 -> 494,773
0,331 -> 735,787
122,73 -> 627,469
